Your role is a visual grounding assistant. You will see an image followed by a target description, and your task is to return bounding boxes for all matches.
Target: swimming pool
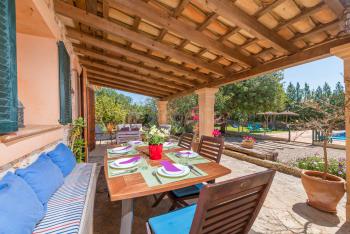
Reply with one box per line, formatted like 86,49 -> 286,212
332,131 -> 346,141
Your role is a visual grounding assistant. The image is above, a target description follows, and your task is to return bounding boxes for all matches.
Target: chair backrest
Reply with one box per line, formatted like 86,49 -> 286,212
178,133 -> 194,150
118,124 -> 130,131
197,136 -> 224,163
190,170 -> 276,234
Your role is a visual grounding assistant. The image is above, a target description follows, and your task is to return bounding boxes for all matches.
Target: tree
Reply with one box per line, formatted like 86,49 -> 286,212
168,94 -> 198,135
303,83 -> 311,101
217,72 -> 286,120
286,82 -> 297,107
323,82 -> 332,99
95,88 -> 135,127
314,86 -> 323,102
295,82 -> 303,103
331,81 -> 345,107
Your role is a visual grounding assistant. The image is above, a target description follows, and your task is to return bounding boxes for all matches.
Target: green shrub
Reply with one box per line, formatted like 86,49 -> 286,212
293,155 -> 346,179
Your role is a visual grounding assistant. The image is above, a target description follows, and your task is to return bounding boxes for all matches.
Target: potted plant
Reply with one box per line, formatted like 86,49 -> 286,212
68,117 -> 86,162
241,136 -> 256,149
143,126 -> 169,160
296,100 -> 346,213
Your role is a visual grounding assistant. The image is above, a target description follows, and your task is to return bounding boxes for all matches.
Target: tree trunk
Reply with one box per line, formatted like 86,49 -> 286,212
322,137 -> 329,180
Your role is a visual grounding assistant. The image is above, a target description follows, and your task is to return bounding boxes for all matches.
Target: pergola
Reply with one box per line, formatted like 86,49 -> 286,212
53,0 -> 350,219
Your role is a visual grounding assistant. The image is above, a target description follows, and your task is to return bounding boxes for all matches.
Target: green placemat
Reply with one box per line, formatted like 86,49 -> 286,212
140,165 -> 207,187
107,159 -> 149,178
166,152 -> 210,165
107,149 -> 139,158
163,145 -> 182,150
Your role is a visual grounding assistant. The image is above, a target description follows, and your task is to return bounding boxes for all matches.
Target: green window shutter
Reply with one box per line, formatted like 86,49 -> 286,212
58,41 -> 72,125
0,0 -> 18,134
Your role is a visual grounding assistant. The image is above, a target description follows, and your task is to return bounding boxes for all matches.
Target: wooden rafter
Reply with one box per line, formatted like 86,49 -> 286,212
173,0 -> 190,17
291,21 -> 341,42
67,28 -> 210,83
108,0 -> 258,67
254,0 -> 288,18
195,0 -> 298,54
162,36 -> 350,100
81,59 -> 184,90
55,0 -> 228,76
87,72 -> 173,95
86,69 -> 177,93
79,58 -> 187,90
89,79 -> 163,98
324,0 -> 345,18
74,46 -> 196,87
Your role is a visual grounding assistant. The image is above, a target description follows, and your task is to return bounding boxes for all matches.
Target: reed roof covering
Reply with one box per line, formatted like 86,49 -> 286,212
55,0 -> 349,100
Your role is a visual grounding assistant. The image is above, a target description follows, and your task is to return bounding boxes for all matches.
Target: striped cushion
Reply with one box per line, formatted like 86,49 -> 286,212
33,163 -> 94,234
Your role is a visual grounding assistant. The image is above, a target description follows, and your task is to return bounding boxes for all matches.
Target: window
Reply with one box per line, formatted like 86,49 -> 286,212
0,0 -> 18,134
58,41 -> 72,125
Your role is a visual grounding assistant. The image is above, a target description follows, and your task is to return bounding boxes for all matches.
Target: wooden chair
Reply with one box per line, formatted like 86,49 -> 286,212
152,136 -> 224,209
147,170 -> 276,234
178,133 -> 194,150
167,136 -> 224,209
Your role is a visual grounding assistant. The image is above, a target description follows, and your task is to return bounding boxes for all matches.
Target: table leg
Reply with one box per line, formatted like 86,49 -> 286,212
120,199 -> 134,234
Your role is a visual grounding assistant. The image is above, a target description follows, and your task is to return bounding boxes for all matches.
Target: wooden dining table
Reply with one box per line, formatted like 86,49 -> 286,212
104,145 -> 231,234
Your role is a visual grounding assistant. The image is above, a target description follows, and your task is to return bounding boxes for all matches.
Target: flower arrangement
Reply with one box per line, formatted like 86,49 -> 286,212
293,155 -> 346,179
243,136 -> 256,143
143,125 -> 170,145
241,136 -> 256,149
212,129 -> 221,137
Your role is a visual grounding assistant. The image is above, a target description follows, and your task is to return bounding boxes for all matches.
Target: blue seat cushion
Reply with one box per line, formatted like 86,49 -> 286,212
149,204 -> 196,234
47,143 -> 77,177
16,154 -> 64,206
0,172 -> 45,234
171,183 -> 204,198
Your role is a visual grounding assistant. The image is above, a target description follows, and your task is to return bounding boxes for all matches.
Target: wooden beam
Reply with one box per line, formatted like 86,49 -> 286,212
291,21 -> 341,42
255,0 -> 288,18
275,3 -> 328,31
87,72 -> 173,95
85,67 -> 179,93
67,28 -> 211,83
81,59 -> 187,92
108,0 -> 257,67
86,0 -> 98,14
162,36 -> 350,100
55,0 -> 228,76
197,13 -> 218,31
173,0 -> 190,17
324,0 -> 345,18
89,78 -> 164,98
195,0 -> 298,53
74,46 -> 194,87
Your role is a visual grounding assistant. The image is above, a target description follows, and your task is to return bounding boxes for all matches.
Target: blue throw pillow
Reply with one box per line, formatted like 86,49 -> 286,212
16,154 -> 64,206
47,143 -> 76,177
0,172 -> 45,234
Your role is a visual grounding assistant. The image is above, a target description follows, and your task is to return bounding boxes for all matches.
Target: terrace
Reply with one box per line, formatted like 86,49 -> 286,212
1,0 -> 350,233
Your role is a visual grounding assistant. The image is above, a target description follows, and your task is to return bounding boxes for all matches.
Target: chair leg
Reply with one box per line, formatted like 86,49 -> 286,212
152,192 -> 167,207
169,200 -> 178,211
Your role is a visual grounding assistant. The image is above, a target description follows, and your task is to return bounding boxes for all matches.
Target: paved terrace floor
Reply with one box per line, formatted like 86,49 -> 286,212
90,144 -> 350,234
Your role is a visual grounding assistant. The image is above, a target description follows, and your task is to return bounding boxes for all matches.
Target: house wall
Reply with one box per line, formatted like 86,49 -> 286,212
17,33 -> 60,125
0,0 -> 81,167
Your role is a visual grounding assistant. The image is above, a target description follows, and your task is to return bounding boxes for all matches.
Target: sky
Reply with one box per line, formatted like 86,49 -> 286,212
118,56 -> 344,103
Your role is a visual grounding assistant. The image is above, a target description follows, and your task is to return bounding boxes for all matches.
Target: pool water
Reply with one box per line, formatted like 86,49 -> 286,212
332,131 -> 346,141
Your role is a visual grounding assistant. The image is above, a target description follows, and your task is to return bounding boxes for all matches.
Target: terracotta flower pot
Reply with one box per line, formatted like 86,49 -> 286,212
301,170 -> 346,213
149,144 -> 163,160
241,140 -> 254,149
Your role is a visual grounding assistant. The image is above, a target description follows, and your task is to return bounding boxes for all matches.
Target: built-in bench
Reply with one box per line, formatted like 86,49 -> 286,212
0,141 -> 99,234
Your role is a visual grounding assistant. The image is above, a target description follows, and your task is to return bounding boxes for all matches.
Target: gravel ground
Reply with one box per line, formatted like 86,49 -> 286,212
224,136 -> 346,163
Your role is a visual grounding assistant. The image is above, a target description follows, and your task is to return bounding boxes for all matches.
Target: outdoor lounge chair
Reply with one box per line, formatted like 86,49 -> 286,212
95,124 -> 112,144
146,169 -> 276,234
116,124 -> 142,144
152,136 -> 224,209
160,124 -> 172,132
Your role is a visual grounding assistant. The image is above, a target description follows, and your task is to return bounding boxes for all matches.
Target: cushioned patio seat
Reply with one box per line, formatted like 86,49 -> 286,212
171,183 -> 204,198
33,163 -> 98,234
148,204 -> 196,234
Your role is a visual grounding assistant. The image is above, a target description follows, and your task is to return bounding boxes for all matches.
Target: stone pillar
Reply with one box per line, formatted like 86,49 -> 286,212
195,87 -> 219,137
157,100 -> 168,125
331,43 -> 350,221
